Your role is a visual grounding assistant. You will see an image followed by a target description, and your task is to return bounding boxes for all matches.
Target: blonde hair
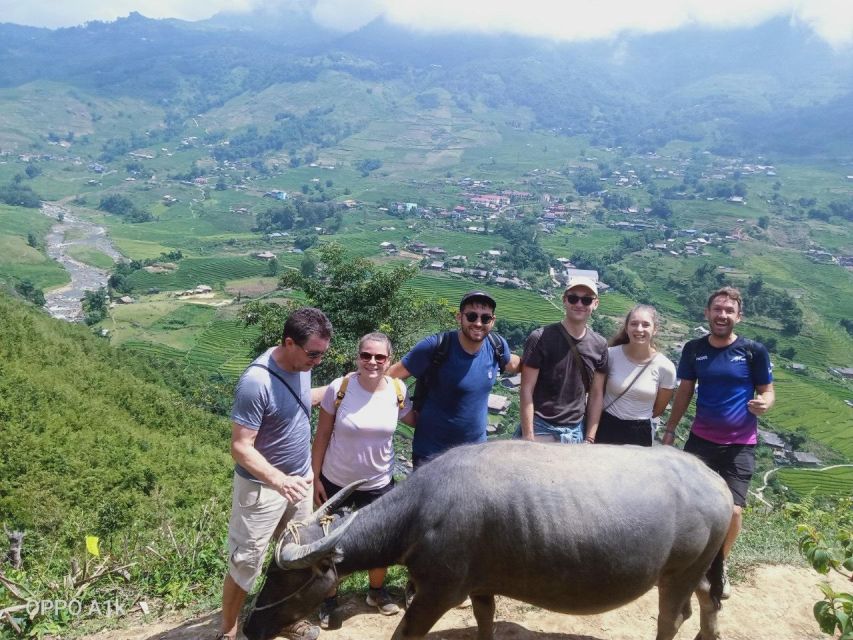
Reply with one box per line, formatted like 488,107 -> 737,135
609,304 -> 660,348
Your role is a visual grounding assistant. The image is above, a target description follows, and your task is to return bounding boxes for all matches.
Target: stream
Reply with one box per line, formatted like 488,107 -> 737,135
41,203 -> 125,322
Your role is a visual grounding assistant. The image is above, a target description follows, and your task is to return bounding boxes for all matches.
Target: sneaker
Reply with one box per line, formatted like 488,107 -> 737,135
720,562 -> 731,600
318,596 -> 340,630
366,586 -> 400,616
280,619 -> 320,640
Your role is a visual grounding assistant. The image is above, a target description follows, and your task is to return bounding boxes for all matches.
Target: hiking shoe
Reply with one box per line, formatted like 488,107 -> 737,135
720,562 -> 731,600
280,619 -> 320,640
366,586 -> 400,616
318,596 -> 340,630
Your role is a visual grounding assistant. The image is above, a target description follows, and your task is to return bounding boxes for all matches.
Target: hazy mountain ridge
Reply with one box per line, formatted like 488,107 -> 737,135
0,13 -> 851,153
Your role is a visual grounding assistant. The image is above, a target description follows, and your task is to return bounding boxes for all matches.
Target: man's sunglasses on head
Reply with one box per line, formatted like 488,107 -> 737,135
565,294 -> 596,306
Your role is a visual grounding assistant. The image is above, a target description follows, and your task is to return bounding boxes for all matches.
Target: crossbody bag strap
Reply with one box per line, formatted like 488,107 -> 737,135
603,357 -> 654,413
560,327 -> 591,393
249,363 -> 311,420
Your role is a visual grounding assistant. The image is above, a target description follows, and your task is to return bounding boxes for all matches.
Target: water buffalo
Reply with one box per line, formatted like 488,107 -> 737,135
243,440 -> 732,640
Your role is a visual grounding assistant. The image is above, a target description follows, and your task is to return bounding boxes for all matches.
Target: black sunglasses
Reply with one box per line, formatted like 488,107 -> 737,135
296,343 -> 326,360
359,352 -> 389,363
565,294 -> 596,306
463,312 -> 495,324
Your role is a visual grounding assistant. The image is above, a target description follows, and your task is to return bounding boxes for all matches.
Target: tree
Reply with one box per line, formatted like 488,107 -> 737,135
81,287 -> 109,325
27,232 -> 38,248
266,257 -> 279,277
757,215 -> 770,230
300,253 -> 317,277
15,279 -> 45,306
650,199 -> 673,220
25,164 -> 42,179
275,243 -> 452,378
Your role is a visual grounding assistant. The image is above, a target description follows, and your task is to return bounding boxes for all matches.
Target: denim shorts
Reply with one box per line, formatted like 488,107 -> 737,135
515,416 -> 585,444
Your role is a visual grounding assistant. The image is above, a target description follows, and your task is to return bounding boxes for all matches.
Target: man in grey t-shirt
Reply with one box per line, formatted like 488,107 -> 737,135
219,307 -> 332,640
520,277 -> 608,444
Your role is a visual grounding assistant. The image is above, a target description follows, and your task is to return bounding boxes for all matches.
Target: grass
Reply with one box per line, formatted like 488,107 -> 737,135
66,246 -> 115,269
126,256 -> 272,291
0,204 -> 70,289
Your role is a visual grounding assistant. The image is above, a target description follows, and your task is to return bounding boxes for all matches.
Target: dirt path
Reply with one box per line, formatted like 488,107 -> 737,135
76,564 -> 847,640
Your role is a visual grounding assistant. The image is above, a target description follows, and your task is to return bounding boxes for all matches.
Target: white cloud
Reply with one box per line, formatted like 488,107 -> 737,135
1,0 -> 851,47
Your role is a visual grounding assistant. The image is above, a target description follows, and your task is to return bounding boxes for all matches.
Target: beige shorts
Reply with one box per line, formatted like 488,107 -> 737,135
227,473 -> 313,592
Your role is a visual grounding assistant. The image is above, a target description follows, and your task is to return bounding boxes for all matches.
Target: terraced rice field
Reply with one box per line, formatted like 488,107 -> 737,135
769,370 -> 853,459
777,466 -> 853,497
126,256 -> 271,291
402,271 -> 563,324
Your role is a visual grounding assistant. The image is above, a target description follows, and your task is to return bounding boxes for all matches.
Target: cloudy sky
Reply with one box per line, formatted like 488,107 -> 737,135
2,0 -> 852,47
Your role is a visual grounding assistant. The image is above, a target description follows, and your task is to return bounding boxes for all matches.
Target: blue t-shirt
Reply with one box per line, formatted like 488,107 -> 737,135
677,336 -> 773,445
230,348 -> 312,481
402,332 -> 510,458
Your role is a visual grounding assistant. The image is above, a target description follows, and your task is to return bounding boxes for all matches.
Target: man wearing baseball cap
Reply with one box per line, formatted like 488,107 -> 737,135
388,290 -> 520,467
519,276 -> 608,443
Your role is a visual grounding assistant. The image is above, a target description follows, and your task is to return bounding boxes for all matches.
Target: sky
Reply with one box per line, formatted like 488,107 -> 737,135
1,0 -> 852,47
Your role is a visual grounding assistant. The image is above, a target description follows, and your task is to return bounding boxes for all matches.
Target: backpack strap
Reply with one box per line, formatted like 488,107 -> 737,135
334,374 -> 353,414
488,332 -> 507,374
390,377 -> 405,409
411,331 -> 454,411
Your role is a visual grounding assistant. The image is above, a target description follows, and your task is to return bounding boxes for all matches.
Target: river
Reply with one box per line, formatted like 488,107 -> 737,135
41,203 -> 125,322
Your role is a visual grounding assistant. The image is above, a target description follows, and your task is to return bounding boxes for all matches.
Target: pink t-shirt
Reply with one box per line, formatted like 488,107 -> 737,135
319,375 -> 411,490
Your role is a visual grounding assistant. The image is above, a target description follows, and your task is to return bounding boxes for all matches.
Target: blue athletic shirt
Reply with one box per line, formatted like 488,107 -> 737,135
402,331 -> 511,458
676,336 -> 773,445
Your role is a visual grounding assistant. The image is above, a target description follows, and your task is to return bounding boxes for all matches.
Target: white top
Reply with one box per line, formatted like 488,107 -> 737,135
319,375 -> 412,490
603,346 -> 676,420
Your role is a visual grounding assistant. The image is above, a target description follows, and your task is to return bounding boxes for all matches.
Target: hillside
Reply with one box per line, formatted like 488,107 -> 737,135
0,292 -> 232,539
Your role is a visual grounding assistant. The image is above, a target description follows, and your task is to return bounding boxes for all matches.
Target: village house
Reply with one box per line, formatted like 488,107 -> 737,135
255,251 -> 276,260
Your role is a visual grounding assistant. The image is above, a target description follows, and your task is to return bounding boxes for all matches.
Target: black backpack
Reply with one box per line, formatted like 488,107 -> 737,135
411,330 -> 506,411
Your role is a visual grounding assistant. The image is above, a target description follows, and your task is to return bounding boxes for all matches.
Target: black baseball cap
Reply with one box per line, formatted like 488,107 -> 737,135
459,290 -> 496,310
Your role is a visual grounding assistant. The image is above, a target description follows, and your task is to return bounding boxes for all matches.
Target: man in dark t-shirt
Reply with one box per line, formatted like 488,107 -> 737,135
520,277 -> 608,443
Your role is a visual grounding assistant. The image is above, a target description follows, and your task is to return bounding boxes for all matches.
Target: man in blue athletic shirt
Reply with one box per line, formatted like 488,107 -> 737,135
388,290 -> 520,468
663,286 -> 774,599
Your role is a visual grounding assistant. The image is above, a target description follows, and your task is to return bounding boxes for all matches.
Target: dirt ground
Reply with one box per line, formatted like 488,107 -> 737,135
77,564 -> 846,640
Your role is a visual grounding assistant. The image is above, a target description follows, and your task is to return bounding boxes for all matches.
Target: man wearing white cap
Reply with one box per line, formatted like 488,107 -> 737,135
519,276 -> 608,443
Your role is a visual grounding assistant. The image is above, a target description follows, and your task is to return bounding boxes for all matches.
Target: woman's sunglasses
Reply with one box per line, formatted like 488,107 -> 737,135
565,294 -> 596,306
359,352 -> 389,364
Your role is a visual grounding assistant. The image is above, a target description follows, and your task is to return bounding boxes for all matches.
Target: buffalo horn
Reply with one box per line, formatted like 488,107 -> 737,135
306,478 -> 368,524
276,512 -> 358,569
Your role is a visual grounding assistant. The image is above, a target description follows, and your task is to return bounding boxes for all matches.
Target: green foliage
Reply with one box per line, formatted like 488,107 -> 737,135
82,287 -> 109,325
277,242 -> 452,378
0,183 -> 41,208
98,194 -> 153,223
238,299 -> 298,356
795,497 -> 853,639
356,158 -> 383,177
13,279 -> 45,306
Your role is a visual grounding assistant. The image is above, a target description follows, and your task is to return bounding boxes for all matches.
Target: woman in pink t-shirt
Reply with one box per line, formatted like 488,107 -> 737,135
311,332 -> 414,628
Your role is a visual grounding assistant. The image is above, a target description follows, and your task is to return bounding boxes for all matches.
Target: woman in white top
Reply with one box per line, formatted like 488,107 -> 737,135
591,305 -> 676,447
312,332 -> 415,626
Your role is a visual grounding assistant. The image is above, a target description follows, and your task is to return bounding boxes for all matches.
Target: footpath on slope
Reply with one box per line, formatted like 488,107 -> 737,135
75,564 -> 848,640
